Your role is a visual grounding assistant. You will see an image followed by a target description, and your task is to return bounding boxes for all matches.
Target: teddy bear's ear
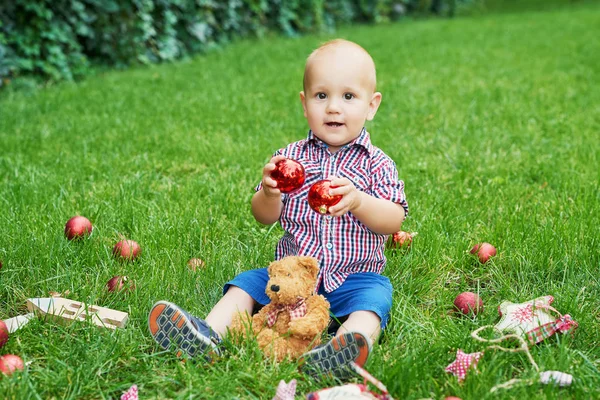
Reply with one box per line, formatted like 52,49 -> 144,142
297,256 -> 320,280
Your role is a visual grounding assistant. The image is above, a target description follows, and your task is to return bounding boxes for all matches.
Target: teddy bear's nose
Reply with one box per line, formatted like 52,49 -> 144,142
270,284 -> 280,292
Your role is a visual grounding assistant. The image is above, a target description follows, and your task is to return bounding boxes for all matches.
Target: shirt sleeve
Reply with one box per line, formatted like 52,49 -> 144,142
371,158 -> 409,217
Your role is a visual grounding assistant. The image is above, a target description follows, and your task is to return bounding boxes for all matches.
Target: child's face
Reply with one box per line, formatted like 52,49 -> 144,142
300,47 -> 381,153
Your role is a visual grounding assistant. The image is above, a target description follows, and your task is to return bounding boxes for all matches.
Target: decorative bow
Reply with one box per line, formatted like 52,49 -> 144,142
266,298 -> 307,327
525,312 -> 578,344
555,314 -> 577,333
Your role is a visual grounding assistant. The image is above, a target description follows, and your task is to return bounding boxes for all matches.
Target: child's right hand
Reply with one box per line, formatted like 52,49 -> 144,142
261,155 -> 287,197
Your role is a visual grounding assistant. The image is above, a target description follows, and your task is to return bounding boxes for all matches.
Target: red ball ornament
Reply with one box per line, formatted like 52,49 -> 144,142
64,216 -> 93,240
112,240 -> 141,261
307,180 -> 342,215
107,276 -> 135,292
0,354 -> 24,376
271,159 -> 306,193
187,258 -> 206,272
470,242 -> 497,264
0,320 -> 8,348
453,292 -> 484,315
387,231 -> 413,250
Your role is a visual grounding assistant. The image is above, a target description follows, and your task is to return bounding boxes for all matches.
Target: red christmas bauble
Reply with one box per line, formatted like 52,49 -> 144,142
0,320 -> 8,348
187,258 -> 206,272
470,242 -> 497,263
271,159 -> 306,193
107,276 -> 135,292
307,180 -> 342,215
112,240 -> 141,261
0,354 -> 24,376
387,231 -> 413,250
453,292 -> 484,315
64,216 -> 93,240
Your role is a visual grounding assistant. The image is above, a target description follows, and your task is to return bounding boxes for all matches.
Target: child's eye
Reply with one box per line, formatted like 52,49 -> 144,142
316,93 -> 327,100
344,93 -> 354,100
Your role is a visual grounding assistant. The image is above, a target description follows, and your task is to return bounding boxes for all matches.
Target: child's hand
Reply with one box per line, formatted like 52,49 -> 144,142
326,176 -> 363,217
261,155 -> 287,197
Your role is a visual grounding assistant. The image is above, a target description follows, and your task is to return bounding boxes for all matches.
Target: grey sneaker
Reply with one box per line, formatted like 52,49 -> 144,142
299,331 -> 371,380
148,300 -> 221,361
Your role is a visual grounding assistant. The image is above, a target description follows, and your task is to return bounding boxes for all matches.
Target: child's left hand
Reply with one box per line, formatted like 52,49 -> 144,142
326,176 -> 363,217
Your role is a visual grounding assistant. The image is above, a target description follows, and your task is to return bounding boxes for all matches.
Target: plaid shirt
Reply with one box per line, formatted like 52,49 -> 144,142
256,129 -> 409,292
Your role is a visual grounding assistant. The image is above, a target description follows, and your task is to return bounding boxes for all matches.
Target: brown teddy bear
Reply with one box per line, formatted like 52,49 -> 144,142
230,255 -> 330,361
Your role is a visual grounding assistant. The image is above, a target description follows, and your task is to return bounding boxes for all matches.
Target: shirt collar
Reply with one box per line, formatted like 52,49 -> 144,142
305,128 -> 373,154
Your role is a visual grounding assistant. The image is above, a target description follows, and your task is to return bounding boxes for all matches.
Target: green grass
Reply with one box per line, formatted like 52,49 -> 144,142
1,3 -> 600,399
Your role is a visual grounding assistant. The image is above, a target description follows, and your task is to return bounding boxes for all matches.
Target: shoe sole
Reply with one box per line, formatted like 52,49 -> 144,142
300,331 -> 371,380
148,301 -> 219,360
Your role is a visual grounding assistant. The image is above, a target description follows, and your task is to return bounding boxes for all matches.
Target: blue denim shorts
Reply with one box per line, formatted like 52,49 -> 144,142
224,268 -> 393,329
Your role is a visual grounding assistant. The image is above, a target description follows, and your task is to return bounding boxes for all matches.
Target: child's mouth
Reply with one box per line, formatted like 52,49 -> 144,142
326,122 -> 344,127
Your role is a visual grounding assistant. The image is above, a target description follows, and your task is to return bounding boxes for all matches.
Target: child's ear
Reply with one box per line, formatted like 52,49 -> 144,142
366,92 -> 382,121
299,91 -> 308,118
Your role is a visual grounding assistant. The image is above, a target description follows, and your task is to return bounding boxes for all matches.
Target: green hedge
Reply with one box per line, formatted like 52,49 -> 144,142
0,0 -> 460,85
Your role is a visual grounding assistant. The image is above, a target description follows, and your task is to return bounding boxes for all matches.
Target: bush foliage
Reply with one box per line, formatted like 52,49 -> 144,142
0,0 -> 460,84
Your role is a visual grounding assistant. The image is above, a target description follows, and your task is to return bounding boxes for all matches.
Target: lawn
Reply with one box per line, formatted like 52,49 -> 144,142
1,2 -> 599,399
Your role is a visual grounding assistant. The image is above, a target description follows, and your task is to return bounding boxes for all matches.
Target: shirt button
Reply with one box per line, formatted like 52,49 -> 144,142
326,215 -> 332,220
326,243 -> 333,249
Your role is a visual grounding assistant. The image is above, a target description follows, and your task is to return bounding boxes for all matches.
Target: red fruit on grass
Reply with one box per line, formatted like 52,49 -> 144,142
387,231 -> 414,250
307,180 -> 342,215
454,292 -> 484,315
271,159 -> 306,193
445,397 -> 462,400
0,354 -> 24,376
107,276 -> 134,292
112,240 -> 141,261
470,242 -> 497,263
0,320 -> 8,348
187,258 -> 205,272
64,216 -> 93,240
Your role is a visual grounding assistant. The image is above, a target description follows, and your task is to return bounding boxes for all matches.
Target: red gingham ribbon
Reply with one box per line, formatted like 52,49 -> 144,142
555,314 -> 577,332
266,298 -> 307,327
526,312 -> 578,344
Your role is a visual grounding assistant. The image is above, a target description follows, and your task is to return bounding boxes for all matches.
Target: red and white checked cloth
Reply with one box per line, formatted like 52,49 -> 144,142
445,349 -> 484,382
272,379 -> 297,400
266,298 -> 307,327
121,385 -> 138,400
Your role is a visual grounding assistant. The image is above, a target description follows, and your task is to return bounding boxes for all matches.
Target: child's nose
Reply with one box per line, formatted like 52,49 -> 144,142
326,99 -> 342,113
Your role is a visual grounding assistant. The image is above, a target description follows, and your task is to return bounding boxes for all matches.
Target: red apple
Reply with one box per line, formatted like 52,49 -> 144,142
112,240 -> 141,261
387,231 -> 414,250
470,242 -> 497,263
271,159 -> 306,193
0,354 -> 24,376
0,320 -> 8,348
445,397 -> 462,400
64,216 -> 93,240
307,180 -> 342,215
107,276 -> 134,292
454,292 -> 483,315
187,258 -> 205,272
